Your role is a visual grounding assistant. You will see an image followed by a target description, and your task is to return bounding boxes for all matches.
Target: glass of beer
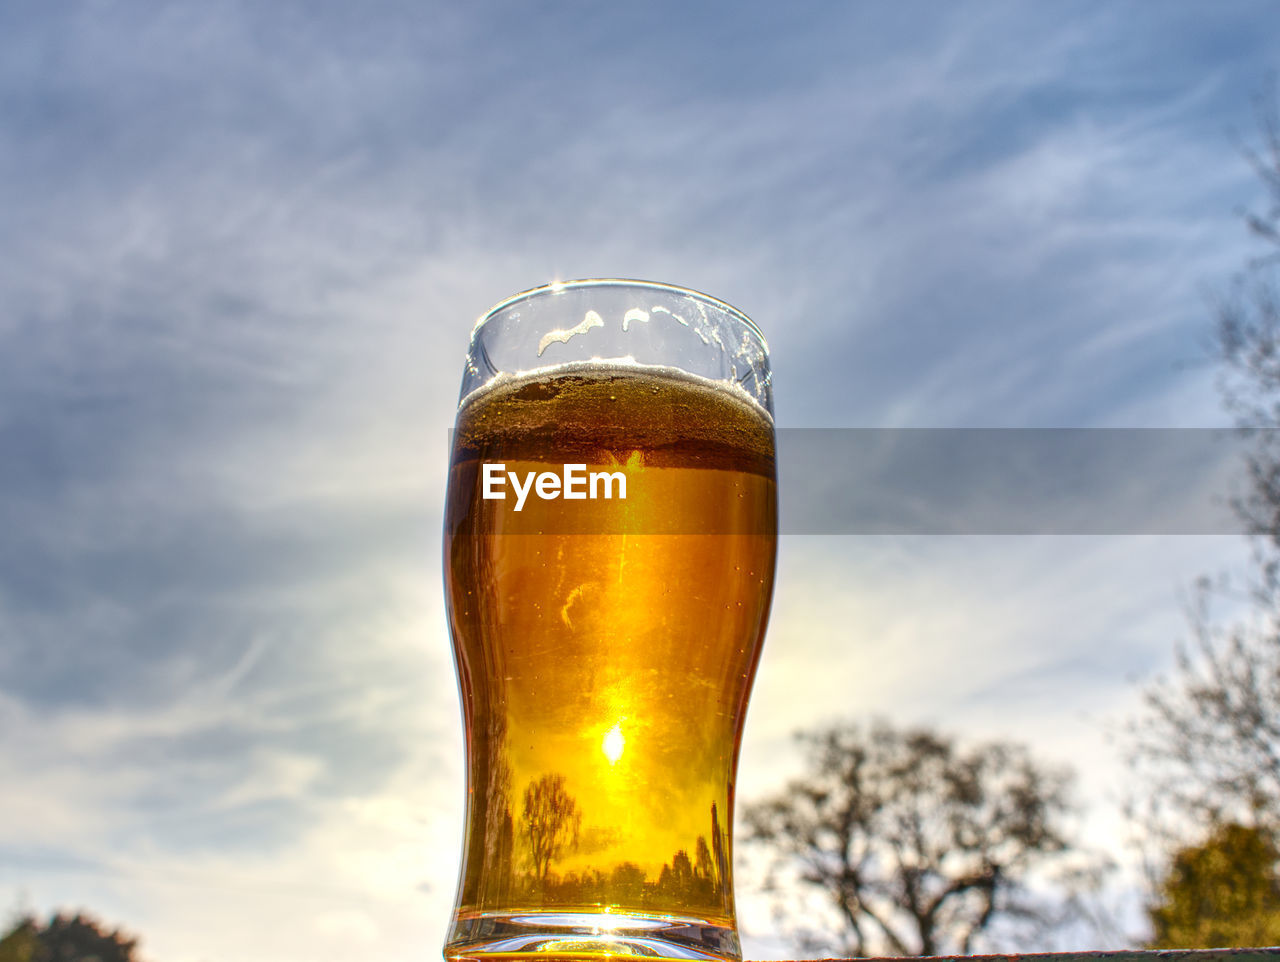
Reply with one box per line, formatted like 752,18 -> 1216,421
443,280 -> 777,962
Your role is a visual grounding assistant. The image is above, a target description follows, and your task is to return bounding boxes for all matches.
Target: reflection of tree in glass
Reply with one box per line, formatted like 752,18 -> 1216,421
458,713 -> 517,908
695,836 -> 715,885
484,716 -> 516,903
610,862 -> 647,902
658,849 -> 694,894
521,773 -> 582,884
509,796 -> 737,915
649,805 -> 732,913
710,802 -> 729,893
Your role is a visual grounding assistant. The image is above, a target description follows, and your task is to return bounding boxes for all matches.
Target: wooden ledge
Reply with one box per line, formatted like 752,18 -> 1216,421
798,951 -> 1280,962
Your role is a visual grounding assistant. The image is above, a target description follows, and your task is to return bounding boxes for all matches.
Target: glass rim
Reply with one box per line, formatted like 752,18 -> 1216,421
471,278 -> 770,350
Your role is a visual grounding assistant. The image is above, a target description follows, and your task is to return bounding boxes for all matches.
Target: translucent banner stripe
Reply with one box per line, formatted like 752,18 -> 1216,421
777,428 -> 1252,535
444,429 -> 1269,535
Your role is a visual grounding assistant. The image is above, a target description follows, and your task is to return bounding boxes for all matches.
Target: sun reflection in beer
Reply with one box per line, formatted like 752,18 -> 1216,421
602,723 -> 626,764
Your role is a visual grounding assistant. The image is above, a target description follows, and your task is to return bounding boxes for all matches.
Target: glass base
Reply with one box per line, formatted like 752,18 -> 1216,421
445,911 -> 741,961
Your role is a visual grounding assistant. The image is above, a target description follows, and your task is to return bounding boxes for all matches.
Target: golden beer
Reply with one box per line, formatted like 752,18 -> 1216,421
444,362 -> 776,960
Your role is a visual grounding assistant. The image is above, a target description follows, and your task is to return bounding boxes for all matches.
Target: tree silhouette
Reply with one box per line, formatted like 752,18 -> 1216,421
520,773 -> 582,884
744,719 -> 1088,957
1,912 -> 143,962
0,918 -> 36,962
1147,822 -> 1280,948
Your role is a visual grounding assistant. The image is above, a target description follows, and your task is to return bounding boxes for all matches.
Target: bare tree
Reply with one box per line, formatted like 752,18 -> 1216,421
744,720 -> 1089,957
1127,84 -> 1280,840
1123,81 -> 1280,945
1128,578 -> 1280,837
521,773 -> 582,884
1217,81 -> 1280,569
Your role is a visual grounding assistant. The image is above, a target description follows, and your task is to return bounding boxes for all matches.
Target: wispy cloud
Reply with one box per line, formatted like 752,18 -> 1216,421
0,1 -> 1275,958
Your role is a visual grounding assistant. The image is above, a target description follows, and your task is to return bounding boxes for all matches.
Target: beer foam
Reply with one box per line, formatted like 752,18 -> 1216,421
457,357 -> 774,426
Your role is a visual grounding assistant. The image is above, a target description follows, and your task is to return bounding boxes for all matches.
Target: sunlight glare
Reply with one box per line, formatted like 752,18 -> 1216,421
602,723 -> 625,764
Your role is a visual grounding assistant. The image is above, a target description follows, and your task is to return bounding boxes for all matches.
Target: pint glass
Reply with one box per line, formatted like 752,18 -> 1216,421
443,280 -> 777,962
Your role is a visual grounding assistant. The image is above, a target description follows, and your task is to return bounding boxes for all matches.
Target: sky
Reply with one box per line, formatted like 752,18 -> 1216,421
0,1 -> 1278,959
